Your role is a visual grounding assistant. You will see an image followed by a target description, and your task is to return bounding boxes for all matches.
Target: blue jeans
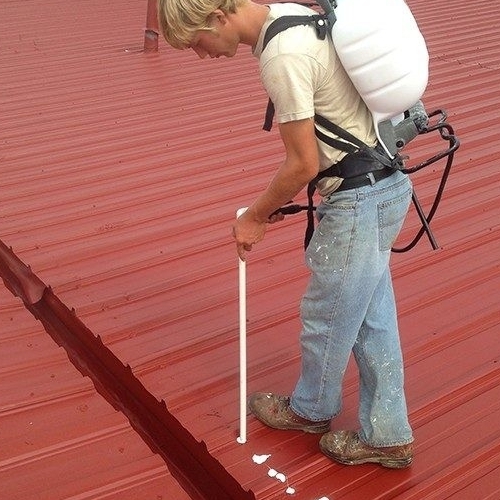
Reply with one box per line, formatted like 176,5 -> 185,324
290,170 -> 414,447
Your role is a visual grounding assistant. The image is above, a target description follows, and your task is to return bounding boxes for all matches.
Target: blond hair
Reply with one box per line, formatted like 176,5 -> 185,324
158,0 -> 244,49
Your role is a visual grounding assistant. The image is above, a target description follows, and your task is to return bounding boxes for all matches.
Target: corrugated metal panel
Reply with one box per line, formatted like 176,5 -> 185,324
1,0 -> 499,499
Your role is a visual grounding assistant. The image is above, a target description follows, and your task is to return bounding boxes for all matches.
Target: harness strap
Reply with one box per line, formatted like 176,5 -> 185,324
314,125 -> 358,155
263,100 -> 275,132
305,181 -> 317,250
263,14 -> 329,50
314,114 -> 396,168
262,14 -> 329,132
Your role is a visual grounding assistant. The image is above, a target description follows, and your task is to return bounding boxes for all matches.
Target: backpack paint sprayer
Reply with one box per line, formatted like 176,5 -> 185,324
265,0 -> 460,252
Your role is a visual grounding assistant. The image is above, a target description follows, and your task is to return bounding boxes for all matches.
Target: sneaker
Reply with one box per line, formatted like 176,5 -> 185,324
248,393 -> 330,434
319,430 -> 413,469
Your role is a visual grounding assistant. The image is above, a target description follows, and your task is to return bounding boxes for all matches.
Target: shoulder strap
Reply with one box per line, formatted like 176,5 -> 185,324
262,14 -> 329,51
262,14 -> 329,132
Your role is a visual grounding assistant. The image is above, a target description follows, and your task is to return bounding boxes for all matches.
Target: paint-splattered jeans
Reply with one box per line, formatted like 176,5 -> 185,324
290,170 -> 414,447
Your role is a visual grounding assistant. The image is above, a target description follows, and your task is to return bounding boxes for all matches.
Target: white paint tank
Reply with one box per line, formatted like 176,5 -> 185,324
330,0 -> 429,123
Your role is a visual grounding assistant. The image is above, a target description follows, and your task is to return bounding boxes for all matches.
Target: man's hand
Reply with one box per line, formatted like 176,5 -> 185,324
233,209 -> 281,261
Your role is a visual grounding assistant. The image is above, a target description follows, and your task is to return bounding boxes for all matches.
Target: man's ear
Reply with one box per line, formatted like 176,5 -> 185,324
211,9 -> 228,26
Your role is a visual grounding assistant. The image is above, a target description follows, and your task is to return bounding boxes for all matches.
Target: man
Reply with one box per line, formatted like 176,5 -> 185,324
159,0 -> 414,468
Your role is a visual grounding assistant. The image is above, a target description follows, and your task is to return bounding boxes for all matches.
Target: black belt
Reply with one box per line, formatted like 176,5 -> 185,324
303,165 -> 397,248
335,166 -> 396,192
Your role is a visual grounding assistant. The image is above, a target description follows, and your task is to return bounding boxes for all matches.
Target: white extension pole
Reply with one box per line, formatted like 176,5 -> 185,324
236,207 -> 248,444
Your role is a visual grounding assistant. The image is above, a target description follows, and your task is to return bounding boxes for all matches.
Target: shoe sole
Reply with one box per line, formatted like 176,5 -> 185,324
248,396 -> 330,434
258,420 -> 330,434
321,448 -> 413,469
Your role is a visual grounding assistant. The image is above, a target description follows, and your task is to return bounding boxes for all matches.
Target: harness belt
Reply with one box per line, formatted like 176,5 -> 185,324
334,166 -> 395,192
302,167 -> 396,250
302,144 -> 400,250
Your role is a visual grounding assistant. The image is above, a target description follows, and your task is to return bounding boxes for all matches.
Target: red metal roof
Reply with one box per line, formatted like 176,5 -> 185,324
1,0 -> 499,499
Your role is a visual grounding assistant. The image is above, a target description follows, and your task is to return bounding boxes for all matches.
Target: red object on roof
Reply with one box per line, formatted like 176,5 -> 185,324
1,1 -> 499,499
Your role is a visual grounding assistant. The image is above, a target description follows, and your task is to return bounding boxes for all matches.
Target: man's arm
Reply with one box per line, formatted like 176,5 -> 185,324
233,117 -> 319,260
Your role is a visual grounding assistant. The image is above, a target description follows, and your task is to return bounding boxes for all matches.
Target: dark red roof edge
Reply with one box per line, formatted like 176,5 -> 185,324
0,238 -> 254,500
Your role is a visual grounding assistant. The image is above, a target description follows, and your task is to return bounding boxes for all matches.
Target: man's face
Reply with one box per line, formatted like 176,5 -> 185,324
189,11 -> 239,59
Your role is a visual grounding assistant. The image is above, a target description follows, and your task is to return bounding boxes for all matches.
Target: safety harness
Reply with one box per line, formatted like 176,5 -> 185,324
261,11 -> 460,251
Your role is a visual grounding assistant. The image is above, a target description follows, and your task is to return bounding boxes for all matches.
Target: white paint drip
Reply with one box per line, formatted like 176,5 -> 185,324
252,454 -> 271,465
250,452 -> 299,496
267,468 -> 278,478
276,472 -> 286,483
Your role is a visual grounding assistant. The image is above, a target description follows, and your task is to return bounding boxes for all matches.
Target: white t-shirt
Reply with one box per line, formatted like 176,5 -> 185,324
253,3 -> 377,180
